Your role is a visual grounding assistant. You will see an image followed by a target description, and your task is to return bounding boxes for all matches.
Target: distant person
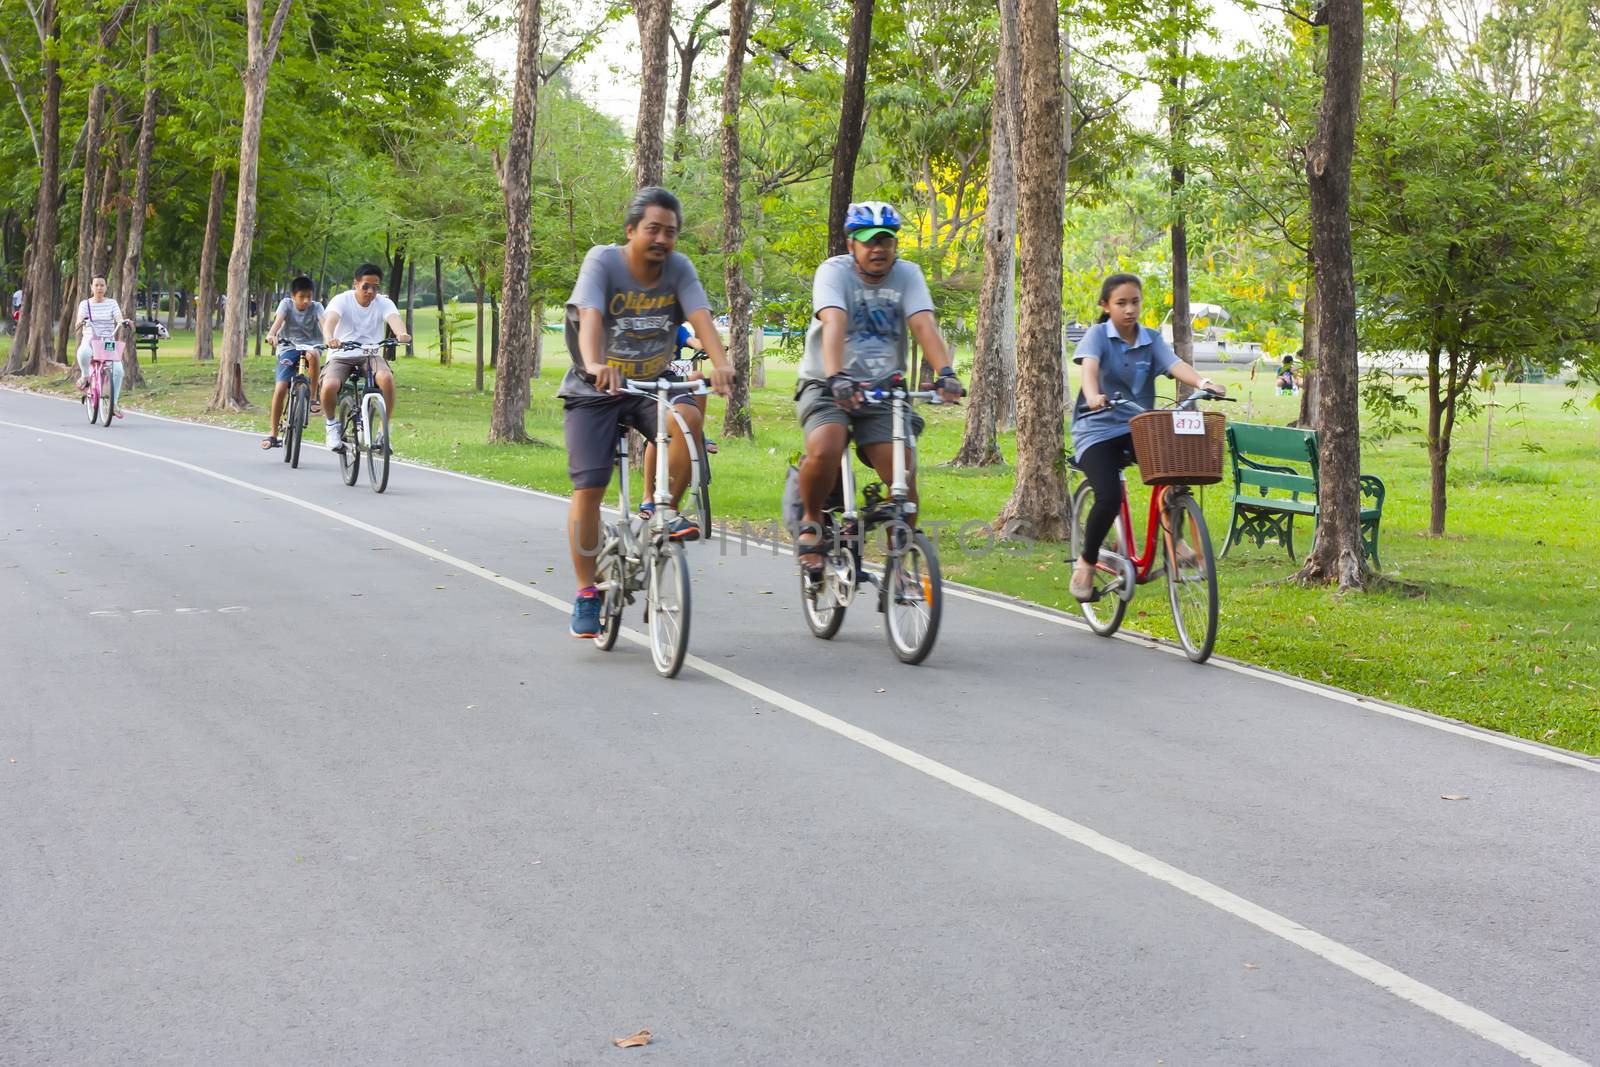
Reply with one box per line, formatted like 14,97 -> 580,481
75,275 -> 132,419
320,263 -> 410,450
10,287 -> 20,325
262,275 -> 325,450
1276,354 -> 1298,395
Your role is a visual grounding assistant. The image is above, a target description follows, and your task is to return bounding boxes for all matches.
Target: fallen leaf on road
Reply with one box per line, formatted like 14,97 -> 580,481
1243,963 -> 1259,970
435,585 -> 446,590
613,1030 -> 651,1048
876,688 -> 886,693
1441,794 -> 1469,801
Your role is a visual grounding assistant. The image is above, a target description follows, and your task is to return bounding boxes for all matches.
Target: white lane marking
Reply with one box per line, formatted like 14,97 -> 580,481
1,415 -> 1589,1067
5,385 -> 1597,774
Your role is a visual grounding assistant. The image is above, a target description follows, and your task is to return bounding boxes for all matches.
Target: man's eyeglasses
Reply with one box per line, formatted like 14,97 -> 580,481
358,283 -> 379,293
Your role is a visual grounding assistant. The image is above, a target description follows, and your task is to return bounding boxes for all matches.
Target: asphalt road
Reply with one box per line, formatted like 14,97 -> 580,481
2,386 -> 1597,1067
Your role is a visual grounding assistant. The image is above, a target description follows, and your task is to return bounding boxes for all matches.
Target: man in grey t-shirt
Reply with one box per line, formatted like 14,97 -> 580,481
562,187 -> 734,638
792,201 -> 963,578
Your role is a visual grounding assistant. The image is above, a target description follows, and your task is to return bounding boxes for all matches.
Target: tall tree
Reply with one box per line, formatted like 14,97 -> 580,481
116,21 -> 159,389
213,0 -> 295,410
952,0 -> 1021,467
7,0 -> 61,376
719,0 -> 753,438
827,0 -> 874,256
193,166 -> 227,361
994,0 -> 1068,538
669,0 -> 726,163
1295,0 -> 1364,588
633,0 -> 672,187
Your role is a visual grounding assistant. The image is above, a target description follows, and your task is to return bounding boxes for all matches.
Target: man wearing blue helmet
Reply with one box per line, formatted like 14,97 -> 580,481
792,201 -> 964,578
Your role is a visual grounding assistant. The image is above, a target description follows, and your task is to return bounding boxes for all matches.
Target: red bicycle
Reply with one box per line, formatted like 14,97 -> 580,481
81,323 -> 129,427
1068,393 -> 1232,663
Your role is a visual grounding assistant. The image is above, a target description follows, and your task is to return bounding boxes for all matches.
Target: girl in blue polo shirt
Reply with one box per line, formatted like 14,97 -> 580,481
1069,273 -> 1223,601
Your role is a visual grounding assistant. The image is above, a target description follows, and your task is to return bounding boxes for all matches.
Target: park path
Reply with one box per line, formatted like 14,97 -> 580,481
2,386 -> 1597,1066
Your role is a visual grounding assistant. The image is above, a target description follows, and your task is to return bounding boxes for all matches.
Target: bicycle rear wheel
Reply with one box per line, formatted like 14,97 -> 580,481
1163,490 -> 1219,663
884,528 -> 941,664
680,451 -> 713,540
365,394 -> 390,494
593,535 -> 624,652
1070,480 -> 1129,637
100,368 -> 115,426
647,540 -> 690,677
337,397 -> 359,486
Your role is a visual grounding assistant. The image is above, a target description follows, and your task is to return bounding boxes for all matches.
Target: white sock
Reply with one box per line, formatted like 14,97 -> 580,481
326,418 -> 339,431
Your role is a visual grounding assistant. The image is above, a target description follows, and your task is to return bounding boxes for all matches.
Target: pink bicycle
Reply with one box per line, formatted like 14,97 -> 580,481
81,322 -> 129,427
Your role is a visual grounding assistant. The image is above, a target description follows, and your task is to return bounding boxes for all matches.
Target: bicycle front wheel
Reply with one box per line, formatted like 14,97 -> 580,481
337,397 -> 359,486
1163,490 -> 1219,663
1070,480 -> 1129,637
286,384 -> 307,467
365,394 -> 390,494
100,368 -> 115,426
84,381 -> 99,423
647,540 -> 691,677
884,528 -> 941,665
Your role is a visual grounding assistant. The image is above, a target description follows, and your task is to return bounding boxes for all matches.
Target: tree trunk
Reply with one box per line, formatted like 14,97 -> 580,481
387,243 -> 405,304
472,265 -> 485,392
1167,23 -> 1193,395
671,38 -> 697,164
74,83 -> 108,305
530,299 -> 544,380
434,254 -> 449,365
489,287 -> 499,369
106,139 -> 130,287
633,0 -> 671,189
8,0 -> 61,376
490,0 -> 539,444
405,257 -> 415,356
952,0 -> 1020,468
1296,270 -> 1320,428
212,0 -> 294,410
994,0 -> 1069,539
118,26 -> 156,388
719,0 -> 753,439
827,0 -> 875,257
1295,0 -> 1365,588
194,166 -> 226,361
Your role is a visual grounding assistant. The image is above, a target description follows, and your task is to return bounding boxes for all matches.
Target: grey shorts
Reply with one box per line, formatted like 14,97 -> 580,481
321,356 -> 390,390
563,392 -> 698,490
795,380 -> 924,462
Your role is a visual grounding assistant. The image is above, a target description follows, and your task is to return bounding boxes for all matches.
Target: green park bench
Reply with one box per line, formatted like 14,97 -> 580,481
134,321 -> 163,362
1222,422 -> 1387,568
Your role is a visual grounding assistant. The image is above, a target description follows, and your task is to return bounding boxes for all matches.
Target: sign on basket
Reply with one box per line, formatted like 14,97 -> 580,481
1172,409 -> 1205,435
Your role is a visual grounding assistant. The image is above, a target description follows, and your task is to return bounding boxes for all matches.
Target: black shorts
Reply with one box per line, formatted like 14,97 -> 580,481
563,392 -> 698,490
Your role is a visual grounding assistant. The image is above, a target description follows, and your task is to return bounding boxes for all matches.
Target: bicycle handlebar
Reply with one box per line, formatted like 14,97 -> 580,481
327,338 -> 401,352
622,378 -> 709,396
1078,391 -> 1235,417
861,386 -> 945,405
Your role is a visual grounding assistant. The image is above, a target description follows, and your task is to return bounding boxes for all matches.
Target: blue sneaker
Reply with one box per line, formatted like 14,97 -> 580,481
570,592 -> 602,638
664,515 -> 701,542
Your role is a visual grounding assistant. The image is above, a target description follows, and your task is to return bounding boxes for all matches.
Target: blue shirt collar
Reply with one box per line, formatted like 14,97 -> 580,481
1104,323 -> 1157,349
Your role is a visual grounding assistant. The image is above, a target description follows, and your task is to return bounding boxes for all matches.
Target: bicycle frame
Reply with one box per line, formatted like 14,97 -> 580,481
613,378 -> 708,558
1110,475 -> 1175,583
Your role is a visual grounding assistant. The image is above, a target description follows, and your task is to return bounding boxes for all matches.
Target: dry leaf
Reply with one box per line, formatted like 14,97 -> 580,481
1533,665 -> 1544,675
876,688 -> 887,694
613,1029 -> 652,1049
1441,794 -> 1469,801
1243,962 -> 1259,970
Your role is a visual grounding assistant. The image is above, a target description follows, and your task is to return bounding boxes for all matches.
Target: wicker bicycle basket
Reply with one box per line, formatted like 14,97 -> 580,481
1127,409 -> 1226,486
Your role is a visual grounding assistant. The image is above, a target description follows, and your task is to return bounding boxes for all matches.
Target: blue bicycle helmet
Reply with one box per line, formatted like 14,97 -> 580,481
843,201 -> 902,241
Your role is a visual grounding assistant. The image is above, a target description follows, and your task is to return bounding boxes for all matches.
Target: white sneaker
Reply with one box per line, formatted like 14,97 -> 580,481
324,422 -> 342,450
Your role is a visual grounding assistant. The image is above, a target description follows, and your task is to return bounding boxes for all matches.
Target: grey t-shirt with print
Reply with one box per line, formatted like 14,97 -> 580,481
560,245 -> 710,400
274,297 -> 325,349
798,256 -> 935,385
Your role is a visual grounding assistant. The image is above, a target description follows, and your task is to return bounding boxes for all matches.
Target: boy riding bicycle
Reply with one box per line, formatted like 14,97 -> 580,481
793,201 -> 964,580
262,275 -> 324,450
561,186 -> 734,638
320,263 -> 410,450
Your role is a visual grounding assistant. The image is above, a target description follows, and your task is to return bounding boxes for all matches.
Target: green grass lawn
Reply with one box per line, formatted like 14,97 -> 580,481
6,322 -> 1599,754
